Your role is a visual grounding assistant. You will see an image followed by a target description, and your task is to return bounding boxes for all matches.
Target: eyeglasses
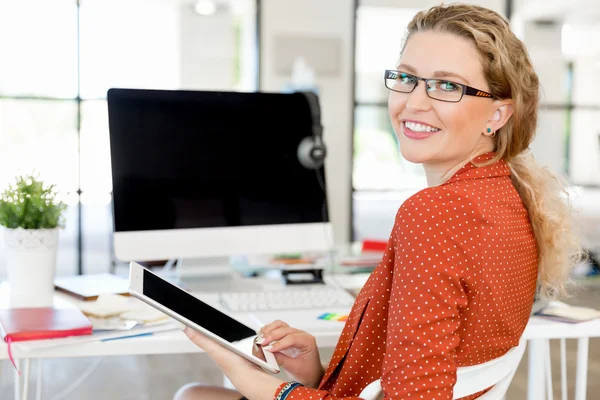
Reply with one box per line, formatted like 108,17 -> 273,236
384,69 -> 494,103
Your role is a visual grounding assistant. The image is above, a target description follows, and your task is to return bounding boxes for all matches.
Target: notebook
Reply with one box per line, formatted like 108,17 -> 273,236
0,307 -> 93,373
0,307 -> 93,342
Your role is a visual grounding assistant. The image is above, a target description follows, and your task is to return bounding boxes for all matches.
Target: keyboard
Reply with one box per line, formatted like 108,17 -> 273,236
218,285 -> 356,312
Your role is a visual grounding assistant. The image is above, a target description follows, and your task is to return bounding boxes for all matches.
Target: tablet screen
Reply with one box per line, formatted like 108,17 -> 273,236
142,269 -> 256,342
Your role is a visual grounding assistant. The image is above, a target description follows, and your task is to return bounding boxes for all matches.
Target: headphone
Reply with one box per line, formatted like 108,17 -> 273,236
297,91 -> 327,170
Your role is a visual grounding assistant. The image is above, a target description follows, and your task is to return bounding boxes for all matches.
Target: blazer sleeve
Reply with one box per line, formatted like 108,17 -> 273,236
380,188 -> 483,399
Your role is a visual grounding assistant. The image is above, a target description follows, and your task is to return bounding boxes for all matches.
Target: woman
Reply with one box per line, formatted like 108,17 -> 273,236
175,4 -> 582,400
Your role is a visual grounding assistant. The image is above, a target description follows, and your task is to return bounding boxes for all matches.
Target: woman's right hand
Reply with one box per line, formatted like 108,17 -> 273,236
253,320 -> 324,388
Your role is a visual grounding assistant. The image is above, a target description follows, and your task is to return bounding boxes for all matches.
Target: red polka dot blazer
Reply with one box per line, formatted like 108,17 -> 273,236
278,153 -> 538,400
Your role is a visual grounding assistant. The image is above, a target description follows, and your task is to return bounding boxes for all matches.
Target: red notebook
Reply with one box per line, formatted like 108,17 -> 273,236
0,307 -> 93,373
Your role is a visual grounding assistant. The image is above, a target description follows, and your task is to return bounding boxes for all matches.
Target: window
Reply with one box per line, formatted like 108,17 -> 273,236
352,6 -> 426,241
565,28 -> 600,185
0,0 -> 258,276
0,1 -> 78,98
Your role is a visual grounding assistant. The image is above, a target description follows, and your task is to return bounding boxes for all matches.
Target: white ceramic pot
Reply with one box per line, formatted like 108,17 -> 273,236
3,227 -> 59,308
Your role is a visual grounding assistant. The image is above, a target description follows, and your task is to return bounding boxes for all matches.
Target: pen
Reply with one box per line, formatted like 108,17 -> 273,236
101,332 -> 154,342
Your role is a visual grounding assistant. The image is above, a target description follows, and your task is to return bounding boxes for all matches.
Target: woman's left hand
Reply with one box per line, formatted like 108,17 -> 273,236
183,327 -> 260,375
183,327 -> 286,400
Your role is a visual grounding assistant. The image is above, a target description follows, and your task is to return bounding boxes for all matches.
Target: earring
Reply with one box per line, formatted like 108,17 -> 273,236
487,128 -> 492,133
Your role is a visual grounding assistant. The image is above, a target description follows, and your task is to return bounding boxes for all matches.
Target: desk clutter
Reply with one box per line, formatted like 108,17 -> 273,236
0,293 -> 180,355
13,295 -> 179,353
534,301 -> 600,323
77,293 -> 168,325
231,239 -> 387,281
53,273 -> 179,335
318,312 -> 349,322
54,273 -> 130,301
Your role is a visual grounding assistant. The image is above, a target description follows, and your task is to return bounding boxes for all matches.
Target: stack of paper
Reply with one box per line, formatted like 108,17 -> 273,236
536,302 -> 600,323
77,293 -> 169,325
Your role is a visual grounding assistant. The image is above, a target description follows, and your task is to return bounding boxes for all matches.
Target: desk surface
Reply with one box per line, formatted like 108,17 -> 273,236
0,277 -> 346,361
0,275 -> 599,361
524,315 -> 600,340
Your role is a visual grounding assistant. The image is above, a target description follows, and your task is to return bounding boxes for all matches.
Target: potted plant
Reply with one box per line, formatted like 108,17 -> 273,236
0,173 -> 66,307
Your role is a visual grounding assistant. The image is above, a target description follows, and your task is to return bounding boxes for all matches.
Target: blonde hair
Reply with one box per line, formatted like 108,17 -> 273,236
403,4 -> 583,299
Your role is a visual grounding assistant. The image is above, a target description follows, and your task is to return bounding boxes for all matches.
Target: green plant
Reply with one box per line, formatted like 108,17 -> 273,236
0,174 -> 67,229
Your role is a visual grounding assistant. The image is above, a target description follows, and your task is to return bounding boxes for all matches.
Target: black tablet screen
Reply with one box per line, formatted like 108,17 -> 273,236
142,270 -> 256,342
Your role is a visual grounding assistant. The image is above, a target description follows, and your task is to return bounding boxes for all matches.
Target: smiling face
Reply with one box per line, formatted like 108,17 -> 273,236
388,30 -> 499,174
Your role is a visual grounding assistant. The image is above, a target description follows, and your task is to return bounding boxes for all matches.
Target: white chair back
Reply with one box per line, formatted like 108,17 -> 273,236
359,337 -> 527,400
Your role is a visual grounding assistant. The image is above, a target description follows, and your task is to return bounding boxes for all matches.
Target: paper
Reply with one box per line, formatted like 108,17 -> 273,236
77,293 -> 169,323
537,305 -> 600,323
89,317 -> 138,331
77,294 -> 134,318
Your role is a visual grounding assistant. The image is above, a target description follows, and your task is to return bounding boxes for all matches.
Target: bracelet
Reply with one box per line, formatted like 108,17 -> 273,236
276,381 -> 303,400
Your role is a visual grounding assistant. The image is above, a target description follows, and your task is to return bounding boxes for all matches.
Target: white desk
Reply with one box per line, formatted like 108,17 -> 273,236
0,283 -> 344,400
523,316 -> 600,400
1,279 -> 598,400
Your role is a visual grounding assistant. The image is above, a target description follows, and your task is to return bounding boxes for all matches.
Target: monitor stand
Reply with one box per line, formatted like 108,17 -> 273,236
158,256 -> 234,280
155,256 -> 276,293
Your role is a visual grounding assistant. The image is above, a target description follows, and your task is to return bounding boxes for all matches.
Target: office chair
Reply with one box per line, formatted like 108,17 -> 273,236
359,337 -> 527,400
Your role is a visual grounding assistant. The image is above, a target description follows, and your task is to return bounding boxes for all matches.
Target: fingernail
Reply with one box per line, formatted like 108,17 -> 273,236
255,333 -> 265,344
280,347 -> 301,358
263,344 -> 274,351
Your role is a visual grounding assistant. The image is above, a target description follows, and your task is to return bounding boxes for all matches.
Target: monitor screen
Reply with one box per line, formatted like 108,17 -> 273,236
107,88 -> 331,261
108,89 -> 327,232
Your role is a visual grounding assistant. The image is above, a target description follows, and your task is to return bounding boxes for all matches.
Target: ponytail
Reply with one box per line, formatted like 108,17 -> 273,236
507,152 -> 584,299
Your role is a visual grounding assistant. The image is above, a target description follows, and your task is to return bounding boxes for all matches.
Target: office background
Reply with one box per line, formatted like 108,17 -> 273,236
1,1 -> 600,399
0,0 -> 599,275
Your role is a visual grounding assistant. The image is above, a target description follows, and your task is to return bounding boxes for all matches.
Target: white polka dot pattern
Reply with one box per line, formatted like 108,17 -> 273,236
273,154 -> 539,400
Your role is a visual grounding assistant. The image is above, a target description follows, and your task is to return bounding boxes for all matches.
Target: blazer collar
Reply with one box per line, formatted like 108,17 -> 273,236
443,152 -> 511,185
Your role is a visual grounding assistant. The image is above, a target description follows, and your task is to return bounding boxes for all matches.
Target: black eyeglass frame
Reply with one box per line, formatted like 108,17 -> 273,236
384,69 -> 494,103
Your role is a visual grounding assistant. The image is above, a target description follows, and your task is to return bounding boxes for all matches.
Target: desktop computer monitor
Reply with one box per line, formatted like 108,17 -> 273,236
106,88 -> 332,263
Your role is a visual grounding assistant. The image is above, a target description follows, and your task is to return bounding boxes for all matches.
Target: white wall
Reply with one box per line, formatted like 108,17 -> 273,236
259,0 -> 355,244
361,0 -> 505,13
179,4 -> 236,90
522,21 -> 569,176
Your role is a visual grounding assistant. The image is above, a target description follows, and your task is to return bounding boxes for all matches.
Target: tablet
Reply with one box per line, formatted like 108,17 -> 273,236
128,261 -> 279,374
